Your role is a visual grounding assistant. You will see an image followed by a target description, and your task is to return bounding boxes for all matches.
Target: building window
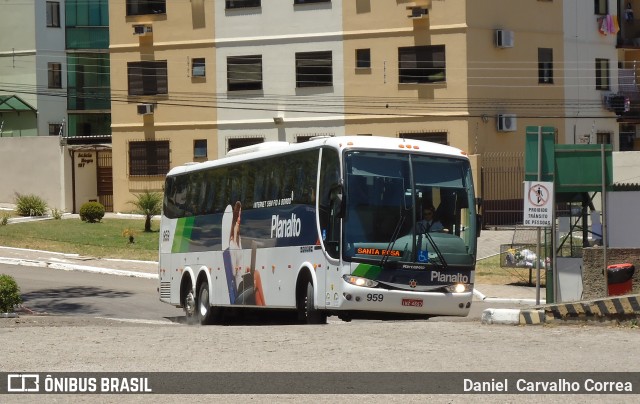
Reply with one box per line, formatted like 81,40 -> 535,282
594,0 -> 608,15
596,58 -> 610,90
126,0 -> 166,16
48,63 -> 62,89
400,132 -> 448,145
225,0 -> 260,9
192,58 -> 206,77
129,140 -> 170,176
49,123 -> 63,136
227,55 -> 263,91
398,45 -> 446,84
296,135 -> 315,143
294,0 -> 331,4
194,139 -> 207,158
356,49 -> 371,69
46,2 -> 60,27
128,61 -> 168,95
296,51 -> 333,88
228,137 -> 264,153
596,132 -> 611,144
538,48 -> 553,84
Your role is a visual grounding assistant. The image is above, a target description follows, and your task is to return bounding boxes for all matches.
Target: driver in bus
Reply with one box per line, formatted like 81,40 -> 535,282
416,205 -> 445,233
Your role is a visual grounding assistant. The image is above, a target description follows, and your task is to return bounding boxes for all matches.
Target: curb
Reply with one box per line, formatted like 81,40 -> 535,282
482,294 -> 640,325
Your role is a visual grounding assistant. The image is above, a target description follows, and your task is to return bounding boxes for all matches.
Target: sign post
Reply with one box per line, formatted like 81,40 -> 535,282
523,181 -> 554,227
523,180 -> 554,305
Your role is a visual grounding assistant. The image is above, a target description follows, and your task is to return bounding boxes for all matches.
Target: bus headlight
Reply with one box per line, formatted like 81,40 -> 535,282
343,275 -> 378,288
444,283 -> 472,293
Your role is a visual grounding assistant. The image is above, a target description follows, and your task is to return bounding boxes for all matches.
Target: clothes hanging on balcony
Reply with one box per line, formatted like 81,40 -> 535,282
598,14 -> 620,35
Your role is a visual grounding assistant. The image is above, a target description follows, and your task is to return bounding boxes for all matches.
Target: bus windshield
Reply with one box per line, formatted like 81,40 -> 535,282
343,150 -> 476,268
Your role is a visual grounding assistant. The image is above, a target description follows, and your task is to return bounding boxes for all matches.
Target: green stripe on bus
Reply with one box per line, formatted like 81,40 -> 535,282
172,216 -> 195,253
352,263 -> 382,279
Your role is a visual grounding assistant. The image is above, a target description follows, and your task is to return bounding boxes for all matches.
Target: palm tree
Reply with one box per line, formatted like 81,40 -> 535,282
129,190 -> 162,232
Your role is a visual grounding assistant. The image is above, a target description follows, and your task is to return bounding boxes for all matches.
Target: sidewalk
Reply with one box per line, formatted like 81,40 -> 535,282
0,245 -> 158,279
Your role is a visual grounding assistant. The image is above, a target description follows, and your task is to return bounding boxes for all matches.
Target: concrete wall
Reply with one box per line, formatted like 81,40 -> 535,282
0,137 -> 72,211
72,150 -> 99,209
582,247 -> 640,300
613,151 -> 640,184
606,191 -> 640,248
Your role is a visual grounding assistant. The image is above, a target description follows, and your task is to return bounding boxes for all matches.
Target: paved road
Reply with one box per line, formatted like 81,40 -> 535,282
2,262 -> 638,403
0,263 -> 183,321
2,262 -> 533,324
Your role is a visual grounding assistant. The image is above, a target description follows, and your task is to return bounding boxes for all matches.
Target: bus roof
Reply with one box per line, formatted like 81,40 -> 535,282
167,135 -> 468,177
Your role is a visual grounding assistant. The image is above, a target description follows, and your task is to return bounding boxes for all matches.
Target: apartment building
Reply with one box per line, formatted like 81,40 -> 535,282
563,0 -> 619,147
0,0 -> 66,137
109,0 -> 216,212
617,0 -> 640,150
105,0 -> 628,214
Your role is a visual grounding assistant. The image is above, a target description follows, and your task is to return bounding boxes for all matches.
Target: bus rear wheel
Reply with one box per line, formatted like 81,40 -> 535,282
302,281 -> 327,325
197,282 -> 221,325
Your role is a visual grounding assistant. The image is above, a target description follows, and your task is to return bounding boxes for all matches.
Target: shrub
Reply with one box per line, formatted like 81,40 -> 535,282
0,274 -> 22,313
79,201 -> 105,223
14,193 -> 48,217
51,208 -> 64,220
0,213 -> 9,226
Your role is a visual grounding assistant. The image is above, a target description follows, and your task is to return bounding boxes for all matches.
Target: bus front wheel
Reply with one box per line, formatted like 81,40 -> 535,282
303,281 -> 327,325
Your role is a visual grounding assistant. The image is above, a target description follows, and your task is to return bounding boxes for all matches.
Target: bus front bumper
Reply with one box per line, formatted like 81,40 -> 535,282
329,283 -> 473,317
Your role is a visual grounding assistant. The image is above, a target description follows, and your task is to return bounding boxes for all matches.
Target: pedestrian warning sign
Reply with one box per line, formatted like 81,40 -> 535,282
523,181 -> 554,227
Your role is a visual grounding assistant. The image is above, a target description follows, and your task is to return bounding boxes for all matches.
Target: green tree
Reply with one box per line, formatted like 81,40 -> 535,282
129,190 -> 162,232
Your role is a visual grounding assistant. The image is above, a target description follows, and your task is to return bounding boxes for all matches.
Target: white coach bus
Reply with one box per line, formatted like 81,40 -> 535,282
158,136 -> 479,324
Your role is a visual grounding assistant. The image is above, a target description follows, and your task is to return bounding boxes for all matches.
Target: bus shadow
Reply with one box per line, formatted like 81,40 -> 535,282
20,286 -> 133,315
164,309 -> 302,326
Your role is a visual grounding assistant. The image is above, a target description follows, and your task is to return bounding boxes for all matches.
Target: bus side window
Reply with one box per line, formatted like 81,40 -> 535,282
319,148 -> 340,259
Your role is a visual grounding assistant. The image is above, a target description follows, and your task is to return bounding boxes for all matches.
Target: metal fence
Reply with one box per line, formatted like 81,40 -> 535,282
481,152 -> 525,227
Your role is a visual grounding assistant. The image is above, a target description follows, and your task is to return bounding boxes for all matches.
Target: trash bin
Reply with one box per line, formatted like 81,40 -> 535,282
606,263 -> 635,296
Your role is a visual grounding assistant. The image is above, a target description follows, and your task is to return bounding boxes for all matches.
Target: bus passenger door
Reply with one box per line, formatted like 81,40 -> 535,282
318,148 -> 341,309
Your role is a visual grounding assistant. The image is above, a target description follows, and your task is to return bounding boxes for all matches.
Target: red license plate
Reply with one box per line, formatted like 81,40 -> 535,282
402,298 -> 423,307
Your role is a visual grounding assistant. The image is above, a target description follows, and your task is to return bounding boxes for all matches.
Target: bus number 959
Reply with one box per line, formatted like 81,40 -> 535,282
367,293 -> 384,302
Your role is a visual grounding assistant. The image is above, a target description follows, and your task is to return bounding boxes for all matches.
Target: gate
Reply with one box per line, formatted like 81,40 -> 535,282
481,152 -> 524,227
97,150 -> 113,212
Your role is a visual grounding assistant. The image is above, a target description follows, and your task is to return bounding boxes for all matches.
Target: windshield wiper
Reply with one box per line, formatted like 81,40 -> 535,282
379,210 -> 406,269
419,231 -> 449,270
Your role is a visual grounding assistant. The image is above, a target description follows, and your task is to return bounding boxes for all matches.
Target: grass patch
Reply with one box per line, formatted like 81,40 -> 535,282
0,218 -> 159,261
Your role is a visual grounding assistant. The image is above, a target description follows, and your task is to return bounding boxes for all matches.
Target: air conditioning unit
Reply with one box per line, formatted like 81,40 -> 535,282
133,24 -> 153,36
497,114 -> 517,132
137,103 -> 154,115
495,29 -> 514,48
407,6 -> 428,18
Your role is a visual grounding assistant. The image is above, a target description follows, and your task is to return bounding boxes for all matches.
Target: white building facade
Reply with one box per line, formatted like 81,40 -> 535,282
562,0 -> 619,146
213,0 -> 345,155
